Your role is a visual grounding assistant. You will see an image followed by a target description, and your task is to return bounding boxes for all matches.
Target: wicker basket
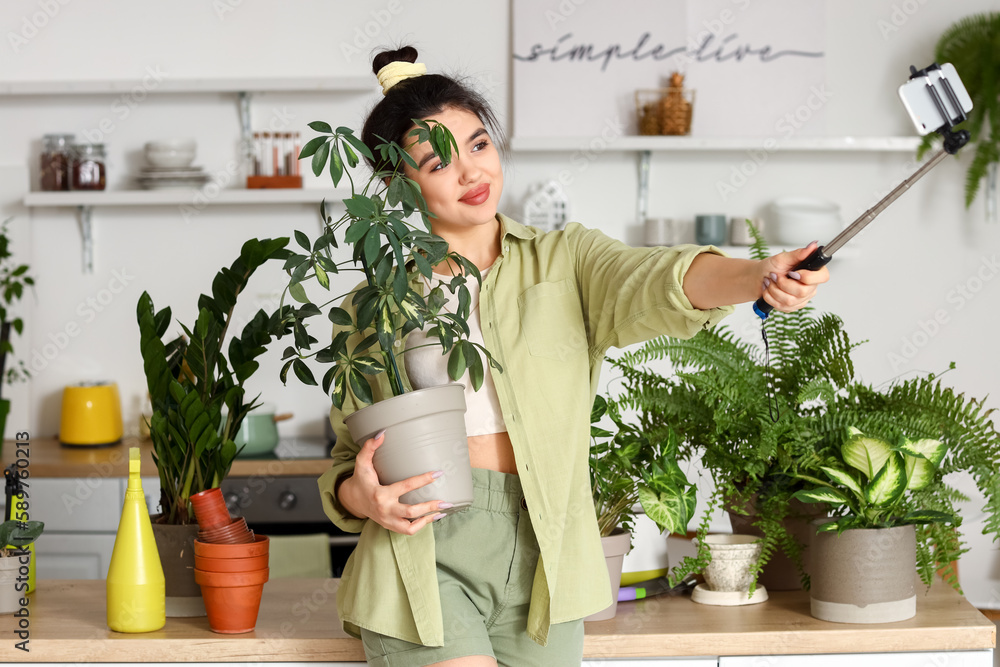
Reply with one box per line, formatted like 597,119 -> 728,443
634,86 -> 695,136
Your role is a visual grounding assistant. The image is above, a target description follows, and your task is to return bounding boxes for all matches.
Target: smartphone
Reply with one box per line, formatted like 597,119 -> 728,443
898,63 -> 973,135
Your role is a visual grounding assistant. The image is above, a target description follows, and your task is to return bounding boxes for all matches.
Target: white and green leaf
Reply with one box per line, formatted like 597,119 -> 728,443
865,451 -> 907,507
842,432 -> 893,479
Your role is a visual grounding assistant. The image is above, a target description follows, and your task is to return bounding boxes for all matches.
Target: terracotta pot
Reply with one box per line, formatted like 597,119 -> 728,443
150,520 -> 205,617
584,528 -> 632,622
194,567 -> 269,633
189,488 -> 230,531
198,517 -> 253,544
344,384 -> 473,513
194,534 -> 269,559
0,551 -> 29,614
194,553 -> 269,573
809,523 -> 916,623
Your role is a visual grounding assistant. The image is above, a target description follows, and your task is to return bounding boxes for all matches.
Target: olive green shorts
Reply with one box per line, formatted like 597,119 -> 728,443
360,467 -> 584,667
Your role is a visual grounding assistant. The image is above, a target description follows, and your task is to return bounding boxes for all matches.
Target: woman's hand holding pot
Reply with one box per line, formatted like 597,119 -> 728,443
339,431 -> 448,534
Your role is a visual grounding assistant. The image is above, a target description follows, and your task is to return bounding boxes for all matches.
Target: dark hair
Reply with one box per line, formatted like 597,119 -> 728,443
361,46 -> 505,170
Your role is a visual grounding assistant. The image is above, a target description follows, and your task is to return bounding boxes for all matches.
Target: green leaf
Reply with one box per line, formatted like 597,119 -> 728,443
329,142 -> 344,186
638,482 -> 695,535
311,140 -> 330,177
865,451 -> 907,507
899,510 -> 956,525
288,282 -> 309,304
791,488 -> 850,505
342,131 -> 374,161
819,466 -> 864,498
298,135 -> 327,159
348,368 -> 373,405
843,432 -> 893,479
294,230 -> 310,251
328,307 -> 352,326
308,120 -> 334,134
353,356 -> 385,376
467,343 -> 484,391
314,262 -> 329,290
292,359 -> 317,386
447,342 -> 467,381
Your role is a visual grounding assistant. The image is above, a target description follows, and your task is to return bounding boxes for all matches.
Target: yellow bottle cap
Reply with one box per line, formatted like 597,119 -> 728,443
129,447 -> 140,476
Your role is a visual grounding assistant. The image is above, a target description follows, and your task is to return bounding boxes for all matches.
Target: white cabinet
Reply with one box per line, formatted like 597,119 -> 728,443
588,660 -> 718,665
27,477 -> 160,580
719,651 -> 992,666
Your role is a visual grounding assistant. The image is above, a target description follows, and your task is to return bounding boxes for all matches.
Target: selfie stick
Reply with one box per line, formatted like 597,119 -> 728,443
753,64 -> 971,320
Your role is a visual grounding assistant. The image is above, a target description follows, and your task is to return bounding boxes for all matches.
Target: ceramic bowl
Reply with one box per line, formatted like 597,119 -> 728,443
144,139 -> 197,168
768,196 -> 842,247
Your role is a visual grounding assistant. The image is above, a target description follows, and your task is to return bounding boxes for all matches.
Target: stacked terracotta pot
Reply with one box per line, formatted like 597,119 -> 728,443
189,488 -> 269,633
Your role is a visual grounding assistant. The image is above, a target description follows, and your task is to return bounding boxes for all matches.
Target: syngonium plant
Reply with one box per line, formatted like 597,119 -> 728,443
0,218 -> 34,402
589,394 -> 696,549
271,120 -> 500,409
137,238 -> 291,524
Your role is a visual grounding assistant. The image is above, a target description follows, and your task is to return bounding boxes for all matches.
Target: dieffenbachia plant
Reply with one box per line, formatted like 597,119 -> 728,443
792,427 -> 957,532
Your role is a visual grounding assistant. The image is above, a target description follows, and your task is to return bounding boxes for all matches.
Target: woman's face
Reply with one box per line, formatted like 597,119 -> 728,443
401,106 -> 503,234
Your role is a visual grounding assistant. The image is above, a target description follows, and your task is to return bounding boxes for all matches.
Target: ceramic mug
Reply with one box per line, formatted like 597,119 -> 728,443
695,214 -> 728,246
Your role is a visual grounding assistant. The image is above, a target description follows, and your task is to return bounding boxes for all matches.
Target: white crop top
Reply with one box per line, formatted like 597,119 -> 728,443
403,267 -> 507,437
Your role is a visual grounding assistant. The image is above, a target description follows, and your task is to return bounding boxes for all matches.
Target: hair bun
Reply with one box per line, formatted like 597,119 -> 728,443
372,46 -> 419,76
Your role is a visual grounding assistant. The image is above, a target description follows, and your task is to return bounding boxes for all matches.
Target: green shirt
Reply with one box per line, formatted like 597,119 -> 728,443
318,214 -> 732,646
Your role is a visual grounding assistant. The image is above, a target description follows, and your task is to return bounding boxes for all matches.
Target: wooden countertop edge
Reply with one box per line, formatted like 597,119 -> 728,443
2,437 -> 333,478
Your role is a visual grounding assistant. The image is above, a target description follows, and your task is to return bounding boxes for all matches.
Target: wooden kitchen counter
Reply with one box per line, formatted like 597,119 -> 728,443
0,578 -> 992,662
2,437 -> 333,478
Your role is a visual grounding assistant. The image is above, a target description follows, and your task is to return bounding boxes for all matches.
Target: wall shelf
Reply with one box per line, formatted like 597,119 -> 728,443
23,188 -> 346,207
0,76 -> 372,96
511,136 -> 923,152
24,188 -> 345,273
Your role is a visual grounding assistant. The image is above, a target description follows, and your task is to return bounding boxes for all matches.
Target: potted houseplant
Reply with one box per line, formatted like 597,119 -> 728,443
586,394 -> 696,620
917,12 -> 999,210
272,120 -> 500,510
0,519 -> 43,613
136,237 -> 290,616
0,219 -> 34,442
792,428 -> 958,623
608,223 -> 855,591
611,224 -> 1000,595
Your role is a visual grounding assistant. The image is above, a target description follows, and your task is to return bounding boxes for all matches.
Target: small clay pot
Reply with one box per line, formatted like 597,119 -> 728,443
194,534 -> 269,559
198,518 -> 253,544
189,488 -> 231,531
194,567 -> 269,634
194,553 -> 269,573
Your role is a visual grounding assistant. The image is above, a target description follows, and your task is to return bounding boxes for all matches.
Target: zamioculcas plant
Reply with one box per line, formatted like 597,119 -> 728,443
0,520 -> 43,558
137,238 -> 291,524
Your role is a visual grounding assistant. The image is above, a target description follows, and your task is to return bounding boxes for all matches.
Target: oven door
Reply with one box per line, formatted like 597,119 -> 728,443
221,475 -> 358,577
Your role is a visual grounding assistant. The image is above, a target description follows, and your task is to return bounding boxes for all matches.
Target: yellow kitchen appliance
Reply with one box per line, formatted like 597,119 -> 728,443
59,381 -> 123,447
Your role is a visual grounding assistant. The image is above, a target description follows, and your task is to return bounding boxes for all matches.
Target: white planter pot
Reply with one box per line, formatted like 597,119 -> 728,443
701,534 -> 762,592
344,384 -> 473,513
0,551 -> 30,614
585,529 -> 632,622
810,524 -> 916,623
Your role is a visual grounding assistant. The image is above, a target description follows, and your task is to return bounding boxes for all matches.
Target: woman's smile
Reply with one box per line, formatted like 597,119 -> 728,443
460,183 -> 491,205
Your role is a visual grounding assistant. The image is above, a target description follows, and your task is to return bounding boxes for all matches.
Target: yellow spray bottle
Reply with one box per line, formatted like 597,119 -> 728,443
106,447 -> 165,632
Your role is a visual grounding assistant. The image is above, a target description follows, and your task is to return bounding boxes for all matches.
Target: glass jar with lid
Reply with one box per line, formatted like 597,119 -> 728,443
70,143 -> 107,191
40,133 -> 75,191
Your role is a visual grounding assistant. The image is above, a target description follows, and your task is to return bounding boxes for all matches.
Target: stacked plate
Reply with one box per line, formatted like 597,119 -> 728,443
135,166 -> 211,190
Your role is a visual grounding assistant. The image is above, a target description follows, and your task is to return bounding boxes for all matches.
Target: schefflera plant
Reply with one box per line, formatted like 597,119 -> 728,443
274,120 -> 501,408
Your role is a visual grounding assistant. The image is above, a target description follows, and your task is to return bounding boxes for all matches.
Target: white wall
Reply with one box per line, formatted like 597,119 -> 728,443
2,0 -> 1000,605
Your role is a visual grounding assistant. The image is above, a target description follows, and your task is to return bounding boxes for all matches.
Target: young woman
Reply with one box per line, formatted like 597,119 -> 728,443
318,46 -> 830,667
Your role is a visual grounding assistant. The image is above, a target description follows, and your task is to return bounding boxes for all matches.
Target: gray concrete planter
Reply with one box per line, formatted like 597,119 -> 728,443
810,523 -> 916,623
345,384 -> 472,513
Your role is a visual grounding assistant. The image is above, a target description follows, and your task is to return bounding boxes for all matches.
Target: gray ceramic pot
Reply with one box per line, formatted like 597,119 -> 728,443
151,520 -> 206,617
344,384 -> 472,514
809,523 -> 916,623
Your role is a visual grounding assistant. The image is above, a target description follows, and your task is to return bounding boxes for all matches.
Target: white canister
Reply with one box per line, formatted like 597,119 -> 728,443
643,218 -> 674,246
729,217 -> 763,245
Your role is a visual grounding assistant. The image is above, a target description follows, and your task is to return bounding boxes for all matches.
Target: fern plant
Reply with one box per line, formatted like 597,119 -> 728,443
609,221 -> 1000,591
917,12 -> 1000,207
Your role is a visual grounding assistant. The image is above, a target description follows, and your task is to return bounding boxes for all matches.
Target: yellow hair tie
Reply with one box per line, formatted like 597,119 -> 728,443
377,61 -> 427,95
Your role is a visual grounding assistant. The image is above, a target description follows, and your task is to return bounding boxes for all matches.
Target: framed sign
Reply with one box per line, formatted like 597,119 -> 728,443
513,0 -> 827,138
